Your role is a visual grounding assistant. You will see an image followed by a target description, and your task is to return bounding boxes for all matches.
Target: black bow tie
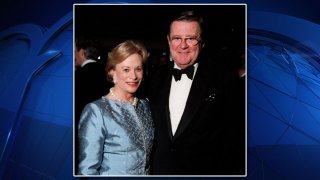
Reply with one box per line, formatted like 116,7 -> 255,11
172,66 -> 194,81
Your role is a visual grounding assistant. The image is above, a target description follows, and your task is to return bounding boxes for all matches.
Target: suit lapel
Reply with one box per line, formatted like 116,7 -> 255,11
164,71 -> 174,140
157,63 -> 175,140
173,62 -> 211,139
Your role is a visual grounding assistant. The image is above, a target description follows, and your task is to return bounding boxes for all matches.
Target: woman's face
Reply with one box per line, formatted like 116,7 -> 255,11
110,53 -> 143,96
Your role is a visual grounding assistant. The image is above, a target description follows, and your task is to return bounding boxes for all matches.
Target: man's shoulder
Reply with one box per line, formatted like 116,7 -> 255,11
82,61 -> 99,69
81,62 -> 105,73
200,51 -> 236,72
197,55 -> 239,88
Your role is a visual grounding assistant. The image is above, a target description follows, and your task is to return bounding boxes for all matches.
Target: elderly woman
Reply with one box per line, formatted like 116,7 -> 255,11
78,40 -> 153,175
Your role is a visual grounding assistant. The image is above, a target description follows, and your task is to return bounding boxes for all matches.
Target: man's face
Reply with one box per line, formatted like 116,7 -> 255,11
74,46 -> 84,67
168,21 -> 203,69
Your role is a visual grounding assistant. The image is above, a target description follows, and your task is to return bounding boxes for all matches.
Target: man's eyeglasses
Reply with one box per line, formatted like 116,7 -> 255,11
170,37 -> 201,46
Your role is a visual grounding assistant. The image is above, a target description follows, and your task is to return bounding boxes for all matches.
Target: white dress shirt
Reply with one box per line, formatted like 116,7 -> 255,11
169,63 -> 198,135
81,59 -> 96,68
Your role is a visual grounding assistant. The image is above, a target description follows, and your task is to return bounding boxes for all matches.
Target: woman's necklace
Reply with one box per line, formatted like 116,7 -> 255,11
109,88 -> 137,106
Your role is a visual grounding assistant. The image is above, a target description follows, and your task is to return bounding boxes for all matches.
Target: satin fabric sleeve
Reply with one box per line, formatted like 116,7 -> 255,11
78,103 -> 106,175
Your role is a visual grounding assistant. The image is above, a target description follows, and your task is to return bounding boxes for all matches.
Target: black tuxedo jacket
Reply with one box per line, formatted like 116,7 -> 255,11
148,57 -> 245,175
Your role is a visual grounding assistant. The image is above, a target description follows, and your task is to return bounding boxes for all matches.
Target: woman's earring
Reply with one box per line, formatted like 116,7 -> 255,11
113,77 -> 117,84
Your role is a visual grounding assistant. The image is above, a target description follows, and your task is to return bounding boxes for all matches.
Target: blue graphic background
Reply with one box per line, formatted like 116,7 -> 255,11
0,0 -> 319,179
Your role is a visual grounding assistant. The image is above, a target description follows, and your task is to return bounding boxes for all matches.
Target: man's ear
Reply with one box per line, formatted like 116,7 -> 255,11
80,48 -> 86,58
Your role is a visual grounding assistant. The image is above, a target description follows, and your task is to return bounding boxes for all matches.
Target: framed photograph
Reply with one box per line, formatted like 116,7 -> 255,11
74,4 -> 246,177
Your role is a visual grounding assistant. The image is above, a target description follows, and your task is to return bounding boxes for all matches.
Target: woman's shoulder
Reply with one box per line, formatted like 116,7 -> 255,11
81,97 -> 114,114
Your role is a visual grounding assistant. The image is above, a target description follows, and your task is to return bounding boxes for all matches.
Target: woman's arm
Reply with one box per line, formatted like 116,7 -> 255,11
78,103 -> 105,175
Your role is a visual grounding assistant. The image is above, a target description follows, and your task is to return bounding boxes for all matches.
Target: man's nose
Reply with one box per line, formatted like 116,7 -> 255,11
179,39 -> 189,48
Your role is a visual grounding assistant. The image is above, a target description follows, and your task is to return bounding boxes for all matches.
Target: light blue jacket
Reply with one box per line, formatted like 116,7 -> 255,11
78,97 -> 154,175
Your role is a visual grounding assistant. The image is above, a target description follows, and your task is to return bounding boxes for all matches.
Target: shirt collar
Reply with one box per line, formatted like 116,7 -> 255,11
81,59 -> 96,68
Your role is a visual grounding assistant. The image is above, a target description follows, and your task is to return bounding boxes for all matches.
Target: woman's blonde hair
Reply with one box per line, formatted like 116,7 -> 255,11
106,40 -> 148,82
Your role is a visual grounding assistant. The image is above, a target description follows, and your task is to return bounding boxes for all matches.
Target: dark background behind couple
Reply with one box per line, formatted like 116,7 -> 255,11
0,0 -> 320,180
74,4 -> 245,98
